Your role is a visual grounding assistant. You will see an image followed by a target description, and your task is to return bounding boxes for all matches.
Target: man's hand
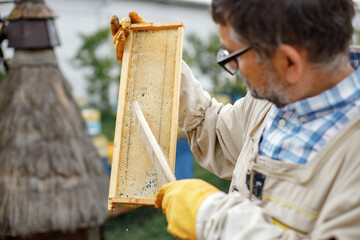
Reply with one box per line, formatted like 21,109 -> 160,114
155,179 -> 220,240
110,11 -> 147,62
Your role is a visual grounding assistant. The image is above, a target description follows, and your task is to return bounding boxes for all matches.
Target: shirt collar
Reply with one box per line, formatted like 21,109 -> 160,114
277,67 -> 360,119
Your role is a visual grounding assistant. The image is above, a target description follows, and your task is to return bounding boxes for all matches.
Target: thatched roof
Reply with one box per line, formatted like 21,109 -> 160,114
7,0 -> 56,21
0,49 -> 109,237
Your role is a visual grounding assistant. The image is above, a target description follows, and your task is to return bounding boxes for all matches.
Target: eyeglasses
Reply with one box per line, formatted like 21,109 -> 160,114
216,46 -> 252,75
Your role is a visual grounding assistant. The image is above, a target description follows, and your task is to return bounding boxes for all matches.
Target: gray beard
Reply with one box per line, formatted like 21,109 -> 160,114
237,64 -> 291,107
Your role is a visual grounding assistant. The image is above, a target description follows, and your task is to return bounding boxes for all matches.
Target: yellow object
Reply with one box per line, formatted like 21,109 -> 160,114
92,134 -> 108,158
81,108 -> 101,121
110,15 -> 120,36
129,11 -> 147,24
107,21 -> 183,209
155,179 -> 220,240
81,108 -> 101,135
110,11 -> 147,62
107,142 -> 114,165
263,195 -> 318,220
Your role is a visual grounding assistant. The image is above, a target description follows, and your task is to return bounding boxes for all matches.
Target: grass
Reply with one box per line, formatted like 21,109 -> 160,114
101,112 -> 231,239
104,207 -> 177,240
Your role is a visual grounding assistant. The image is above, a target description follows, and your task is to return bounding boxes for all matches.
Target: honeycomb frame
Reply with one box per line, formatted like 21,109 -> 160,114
108,22 -> 183,210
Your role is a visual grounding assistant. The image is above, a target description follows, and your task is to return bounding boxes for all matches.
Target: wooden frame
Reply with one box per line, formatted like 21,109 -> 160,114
108,22 -> 183,210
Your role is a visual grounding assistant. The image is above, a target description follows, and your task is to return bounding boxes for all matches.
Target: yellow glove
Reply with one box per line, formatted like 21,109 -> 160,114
110,11 -> 147,62
155,179 -> 220,240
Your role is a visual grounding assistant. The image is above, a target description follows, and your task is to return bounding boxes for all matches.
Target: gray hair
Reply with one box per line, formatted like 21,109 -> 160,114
212,0 -> 355,67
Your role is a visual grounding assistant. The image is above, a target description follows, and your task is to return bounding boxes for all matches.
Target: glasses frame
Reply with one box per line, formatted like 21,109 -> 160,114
217,46 -> 252,75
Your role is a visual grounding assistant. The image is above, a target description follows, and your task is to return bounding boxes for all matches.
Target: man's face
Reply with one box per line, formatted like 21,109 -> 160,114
218,24 -> 291,106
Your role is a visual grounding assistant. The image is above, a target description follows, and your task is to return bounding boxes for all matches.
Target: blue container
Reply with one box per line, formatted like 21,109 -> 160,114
175,139 -> 194,179
102,157 -> 111,176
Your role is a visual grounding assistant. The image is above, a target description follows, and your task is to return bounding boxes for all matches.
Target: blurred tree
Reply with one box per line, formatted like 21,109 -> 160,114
73,29 -> 247,114
73,27 -> 119,112
0,47 -> 7,84
182,32 -> 247,101
354,29 -> 360,45
0,67 -> 5,83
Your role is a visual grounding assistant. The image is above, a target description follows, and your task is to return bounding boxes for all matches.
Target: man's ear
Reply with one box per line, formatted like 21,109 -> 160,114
274,44 -> 304,84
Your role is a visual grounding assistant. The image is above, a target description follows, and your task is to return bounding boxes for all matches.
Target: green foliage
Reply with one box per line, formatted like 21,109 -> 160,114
183,32 -> 247,100
0,60 -> 8,84
0,68 -> 5,84
354,29 -> 360,46
101,109 -> 116,141
104,207 -> 178,240
73,28 -> 119,112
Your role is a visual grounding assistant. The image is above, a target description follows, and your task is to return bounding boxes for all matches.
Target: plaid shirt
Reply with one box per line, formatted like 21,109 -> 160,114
259,48 -> 360,164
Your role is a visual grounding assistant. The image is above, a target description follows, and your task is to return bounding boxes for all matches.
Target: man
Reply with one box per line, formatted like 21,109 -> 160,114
111,1 -> 360,239
154,0 -> 360,239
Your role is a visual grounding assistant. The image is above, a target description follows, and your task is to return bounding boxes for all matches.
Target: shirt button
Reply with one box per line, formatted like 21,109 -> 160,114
278,119 -> 286,127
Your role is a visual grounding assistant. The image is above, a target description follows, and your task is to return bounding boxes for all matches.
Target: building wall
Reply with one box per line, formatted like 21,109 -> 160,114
2,0 -> 360,100
1,0 -> 216,99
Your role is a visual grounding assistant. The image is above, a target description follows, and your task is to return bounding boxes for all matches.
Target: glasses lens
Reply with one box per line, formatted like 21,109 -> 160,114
216,48 -> 230,61
224,62 -> 237,75
217,49 -> 237,74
